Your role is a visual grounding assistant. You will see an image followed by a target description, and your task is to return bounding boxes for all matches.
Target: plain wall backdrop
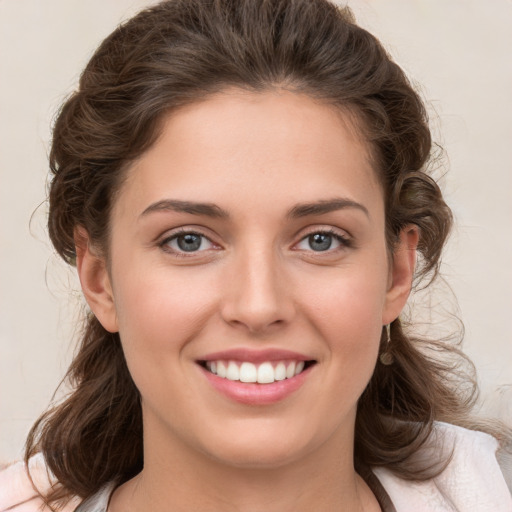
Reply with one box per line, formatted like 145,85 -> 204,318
1,0 -> 511,461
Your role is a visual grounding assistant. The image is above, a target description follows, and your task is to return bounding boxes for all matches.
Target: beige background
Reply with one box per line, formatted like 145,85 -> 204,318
1,0 -> 511,461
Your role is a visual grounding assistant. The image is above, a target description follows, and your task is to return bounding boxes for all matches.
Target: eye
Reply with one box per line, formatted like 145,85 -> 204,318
295,230 -> 350,252
161,231 -> 215,254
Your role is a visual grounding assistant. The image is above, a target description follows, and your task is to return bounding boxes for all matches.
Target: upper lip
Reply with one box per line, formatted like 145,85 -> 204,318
198,348 -> 314,364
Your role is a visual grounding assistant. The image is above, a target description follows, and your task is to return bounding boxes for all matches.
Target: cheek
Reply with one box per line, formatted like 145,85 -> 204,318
303,261 -> 388,328
111,269 -> 217,417
299,261 -> 388,375
111,263 -> 218,376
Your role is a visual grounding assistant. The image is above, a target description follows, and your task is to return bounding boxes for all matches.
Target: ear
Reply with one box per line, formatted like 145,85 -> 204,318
74,227 -> 118,333
382,225 -> 419,325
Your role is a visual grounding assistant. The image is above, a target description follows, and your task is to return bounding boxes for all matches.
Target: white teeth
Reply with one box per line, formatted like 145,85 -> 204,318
217,361 -> 227,378
239,362 -> 257,383
204,359 -> 310,384
274,362 -> 286,381
226,361 -> 240,381
257,362 -> 275,384
286,362 -> 296,379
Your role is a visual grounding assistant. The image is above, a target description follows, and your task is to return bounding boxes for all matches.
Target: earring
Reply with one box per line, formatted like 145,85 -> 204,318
379,324 -> 394,365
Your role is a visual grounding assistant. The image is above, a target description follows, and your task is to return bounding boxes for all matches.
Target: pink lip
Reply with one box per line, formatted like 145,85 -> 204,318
199,363 -> 315,405
199,348 -> 312,364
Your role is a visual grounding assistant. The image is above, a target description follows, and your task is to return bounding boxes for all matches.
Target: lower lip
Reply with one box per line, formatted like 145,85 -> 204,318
200,365 -> 314,405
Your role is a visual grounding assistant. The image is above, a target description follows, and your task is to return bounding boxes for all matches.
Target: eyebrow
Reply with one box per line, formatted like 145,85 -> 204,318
139,197 -> 369,220
286,198 -> 369,219
140,199 -> 229,219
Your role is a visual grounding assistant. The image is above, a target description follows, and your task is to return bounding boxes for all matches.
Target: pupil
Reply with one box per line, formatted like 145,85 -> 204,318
309,233 -> 332,251
177,234 -> 202,252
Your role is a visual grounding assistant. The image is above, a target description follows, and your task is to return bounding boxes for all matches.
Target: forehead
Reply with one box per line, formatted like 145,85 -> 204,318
116,89 -> 383,220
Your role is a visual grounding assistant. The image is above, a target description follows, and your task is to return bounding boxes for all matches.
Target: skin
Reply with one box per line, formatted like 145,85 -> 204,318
76,89 -> 418,512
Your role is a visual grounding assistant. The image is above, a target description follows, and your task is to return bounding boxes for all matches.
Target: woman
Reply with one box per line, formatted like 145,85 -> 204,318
1,0 -> 510,510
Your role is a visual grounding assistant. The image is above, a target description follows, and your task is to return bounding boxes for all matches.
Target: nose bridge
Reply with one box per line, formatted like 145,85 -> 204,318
221,238 -> 293,333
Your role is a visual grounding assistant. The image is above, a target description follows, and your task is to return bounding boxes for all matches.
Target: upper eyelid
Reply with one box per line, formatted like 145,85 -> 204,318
297,231 -> 350,244
158,226 -> 217,243
295,225 -> 352,241
162,231 -> 212,243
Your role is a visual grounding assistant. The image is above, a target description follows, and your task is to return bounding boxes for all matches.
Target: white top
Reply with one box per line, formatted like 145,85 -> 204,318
1,423 -> 511,512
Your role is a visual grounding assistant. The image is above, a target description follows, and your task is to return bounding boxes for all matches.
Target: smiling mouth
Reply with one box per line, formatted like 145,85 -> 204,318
198,359 -> 317,384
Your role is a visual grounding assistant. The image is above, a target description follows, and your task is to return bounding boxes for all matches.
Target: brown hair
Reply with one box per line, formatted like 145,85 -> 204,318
26,0 -> 485,506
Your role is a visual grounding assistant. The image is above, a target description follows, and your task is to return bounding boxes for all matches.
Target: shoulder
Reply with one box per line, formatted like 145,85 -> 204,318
0,454 -> 80,512
373,422 -> 512,512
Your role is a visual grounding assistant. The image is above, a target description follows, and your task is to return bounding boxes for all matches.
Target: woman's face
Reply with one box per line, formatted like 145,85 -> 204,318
79,89 -> 416,470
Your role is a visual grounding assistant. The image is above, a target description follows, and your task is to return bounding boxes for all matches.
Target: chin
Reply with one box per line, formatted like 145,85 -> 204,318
208,442 -> 306,470
197,420 -> 328,470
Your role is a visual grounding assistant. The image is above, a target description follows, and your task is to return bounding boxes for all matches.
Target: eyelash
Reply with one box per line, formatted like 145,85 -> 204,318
159,228 -> 217,257
158,227 -> 352,257
295,228 -> 353,253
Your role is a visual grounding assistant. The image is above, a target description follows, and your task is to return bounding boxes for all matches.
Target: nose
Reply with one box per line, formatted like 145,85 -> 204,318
220,245 -> 295,335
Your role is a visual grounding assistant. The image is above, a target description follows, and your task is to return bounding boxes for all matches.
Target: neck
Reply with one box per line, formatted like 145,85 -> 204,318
109,415 -> 380,512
